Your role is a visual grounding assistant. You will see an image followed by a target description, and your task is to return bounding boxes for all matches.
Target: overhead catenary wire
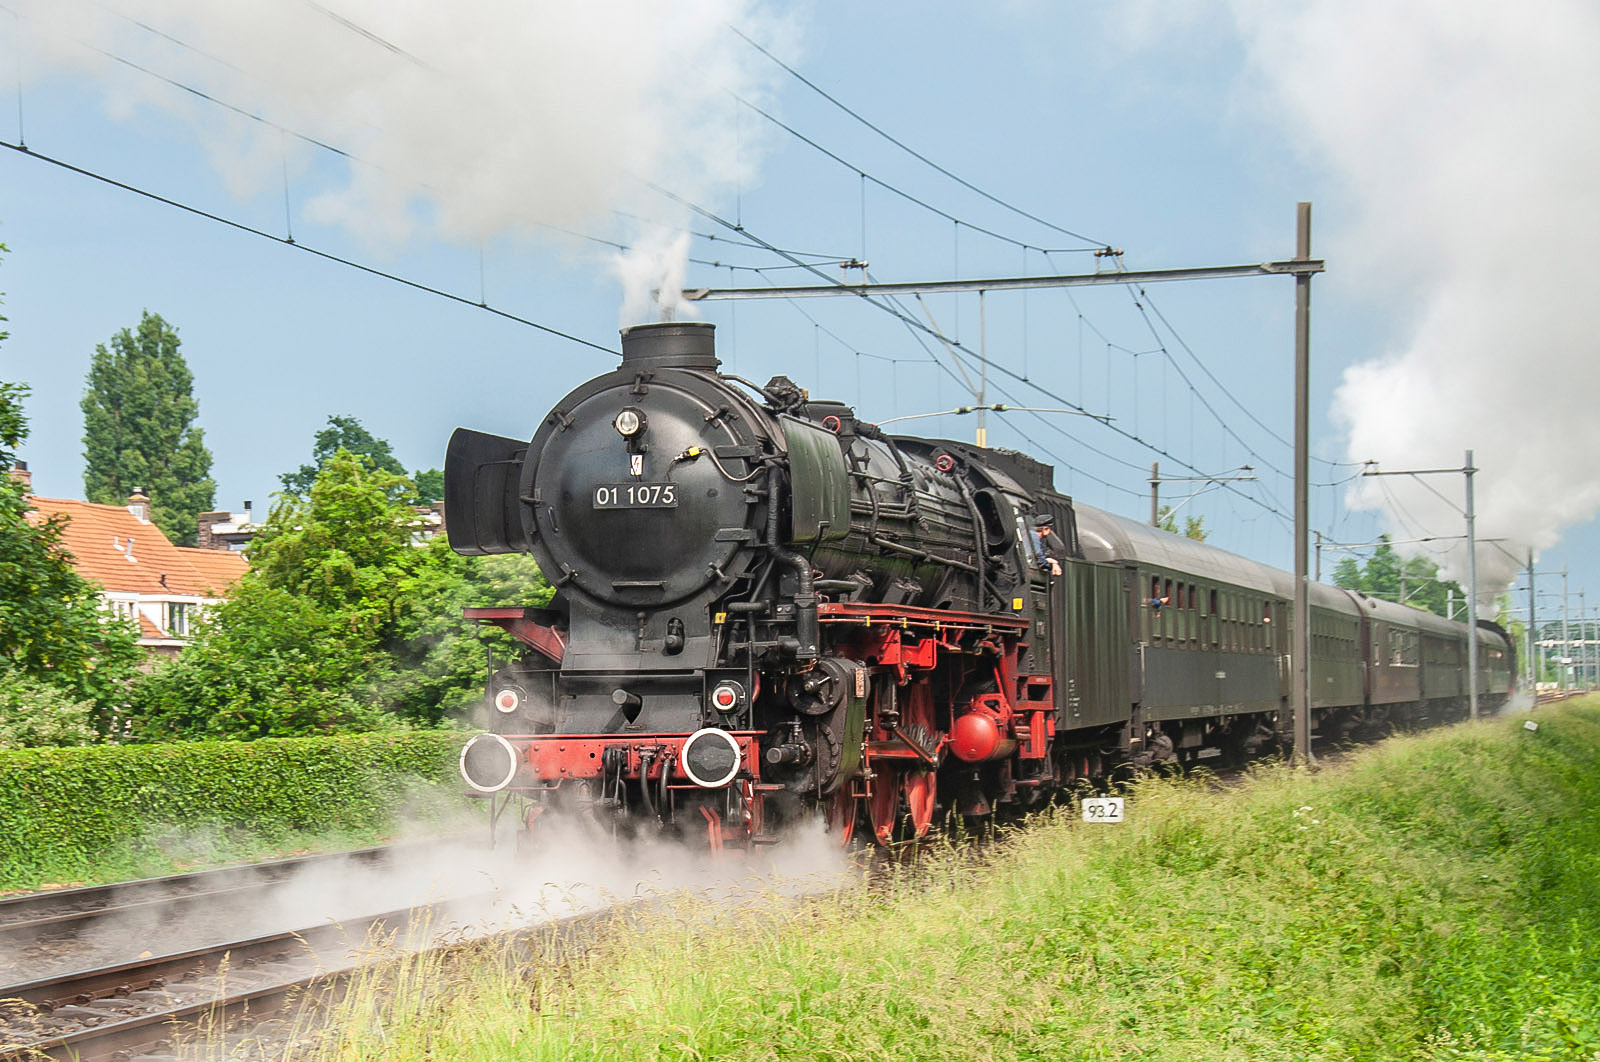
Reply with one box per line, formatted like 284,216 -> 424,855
298,0 -> 432,69
29,1 -> 1283,512
728,23 -> 1107,248
733,95 -> 1094,257
18,3 -> 1304,525
728,15 -> 1306,501
755,267 -> 1144,497
0,139 -> 621,356
6,5 -> 858,282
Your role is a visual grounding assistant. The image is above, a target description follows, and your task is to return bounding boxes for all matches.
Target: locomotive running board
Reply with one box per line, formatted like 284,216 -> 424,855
817,601 -> 1029,633
464,606 -> 566,664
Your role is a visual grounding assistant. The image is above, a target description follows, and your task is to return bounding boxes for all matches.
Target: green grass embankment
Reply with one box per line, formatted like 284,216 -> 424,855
312,702 -> 1600,1062
0,732 -> 471,891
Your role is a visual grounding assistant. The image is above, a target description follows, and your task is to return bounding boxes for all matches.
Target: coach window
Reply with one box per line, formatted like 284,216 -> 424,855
1263,602 -> 1274,651
1163,579 -> 1175,645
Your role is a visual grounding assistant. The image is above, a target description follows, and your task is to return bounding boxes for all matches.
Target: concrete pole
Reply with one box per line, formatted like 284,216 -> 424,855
976,291 -> 988,447
1527,551 -> 1536,689
1150,462 -> 1160,527
1562,568 -> 1570,691
1465,450 -> 1479,720
1314,530 -> 1323,582
1581,589 -> 1589,690
1292,203 -> 1313,764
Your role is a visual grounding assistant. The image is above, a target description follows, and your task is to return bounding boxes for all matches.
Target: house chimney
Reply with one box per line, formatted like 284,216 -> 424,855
7,460 -> 30,491
244,500 -> 253,524
128,488 -> 150,523
197,510 -> 228,551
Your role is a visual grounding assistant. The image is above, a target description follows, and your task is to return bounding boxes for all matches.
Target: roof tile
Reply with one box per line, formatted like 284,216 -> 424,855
27,497 -> 248,596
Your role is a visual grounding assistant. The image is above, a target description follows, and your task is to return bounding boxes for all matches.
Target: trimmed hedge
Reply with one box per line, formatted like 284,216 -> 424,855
0,731 -> 472,890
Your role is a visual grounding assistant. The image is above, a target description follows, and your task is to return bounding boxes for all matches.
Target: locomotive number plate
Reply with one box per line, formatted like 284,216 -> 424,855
593,483 -> 678,509
1081,796 -> 1125,823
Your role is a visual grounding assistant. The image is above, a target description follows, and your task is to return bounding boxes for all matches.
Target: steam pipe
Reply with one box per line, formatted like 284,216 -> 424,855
767,465 -> 819,661
658,752 -> 674,822
638,749 -> 657,820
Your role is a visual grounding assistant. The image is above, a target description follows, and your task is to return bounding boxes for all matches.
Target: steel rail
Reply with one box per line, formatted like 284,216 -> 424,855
1,903 -> 467,1062
0,842 -> 451,939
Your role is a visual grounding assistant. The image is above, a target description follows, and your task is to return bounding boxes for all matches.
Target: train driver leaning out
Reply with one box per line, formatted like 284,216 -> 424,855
1029,513 -> 1064,576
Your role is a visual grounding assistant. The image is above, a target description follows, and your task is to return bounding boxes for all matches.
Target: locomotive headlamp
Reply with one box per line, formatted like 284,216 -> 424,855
614,407 -> 646,437
493,687 -> 521,714
710,681 -> 744,713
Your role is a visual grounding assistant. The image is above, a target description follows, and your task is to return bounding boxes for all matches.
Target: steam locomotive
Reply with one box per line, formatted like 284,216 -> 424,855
446,321 -> 1515,847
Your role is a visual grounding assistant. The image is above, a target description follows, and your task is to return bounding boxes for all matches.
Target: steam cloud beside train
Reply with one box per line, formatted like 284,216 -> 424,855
1214,0 -> 1600,606
8,0 -> 793,320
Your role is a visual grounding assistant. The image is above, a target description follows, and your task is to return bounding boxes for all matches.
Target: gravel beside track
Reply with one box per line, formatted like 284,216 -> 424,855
0,909 -> 413,1061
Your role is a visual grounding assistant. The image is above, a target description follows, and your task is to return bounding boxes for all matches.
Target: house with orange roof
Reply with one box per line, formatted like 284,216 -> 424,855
25,486 -> 248,660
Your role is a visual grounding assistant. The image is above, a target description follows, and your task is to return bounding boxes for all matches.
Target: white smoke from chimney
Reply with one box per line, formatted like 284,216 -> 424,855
11,0 -> 792,319
1120,1 -> 1600,612
614,228 -> 696,325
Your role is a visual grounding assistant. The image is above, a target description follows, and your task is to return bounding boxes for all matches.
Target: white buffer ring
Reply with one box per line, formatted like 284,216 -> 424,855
460,733 -> 520,793
679,727 -> 742,788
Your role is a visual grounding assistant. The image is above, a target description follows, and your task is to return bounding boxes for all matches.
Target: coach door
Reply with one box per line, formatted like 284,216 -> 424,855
1055,557 -> 1131,730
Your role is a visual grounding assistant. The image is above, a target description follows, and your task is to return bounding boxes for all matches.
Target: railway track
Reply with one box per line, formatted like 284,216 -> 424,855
1,892 -> 620,1062
0,843 -> 459,986
0,904 -> 432,1062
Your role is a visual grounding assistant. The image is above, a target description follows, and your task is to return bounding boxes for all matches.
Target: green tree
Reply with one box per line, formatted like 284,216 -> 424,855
412,467 -> 444,506
126,579 -> 384,740
282,415 -> 443,505
1156,504 -> 1209,541
1331,555 -> 1364,592
0,471 -> 141,706
81,311 -> 215,546
1327,534 -> 1463,618
2,253 -> 142,713
0,673 -> 100,749
130,450 -> 550,738
280,414 -> 408,497
252,451 -> 419,616
384,539 -> 551,724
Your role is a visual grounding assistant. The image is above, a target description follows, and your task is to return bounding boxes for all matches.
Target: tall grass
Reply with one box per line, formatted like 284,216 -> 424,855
295,703 -> 1600,1061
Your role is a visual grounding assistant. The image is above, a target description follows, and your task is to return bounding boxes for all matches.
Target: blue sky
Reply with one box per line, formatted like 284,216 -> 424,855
3,1 -> 1596,642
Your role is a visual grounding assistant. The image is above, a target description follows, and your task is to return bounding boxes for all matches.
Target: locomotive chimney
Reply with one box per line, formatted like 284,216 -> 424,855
619,321 -> 719,371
